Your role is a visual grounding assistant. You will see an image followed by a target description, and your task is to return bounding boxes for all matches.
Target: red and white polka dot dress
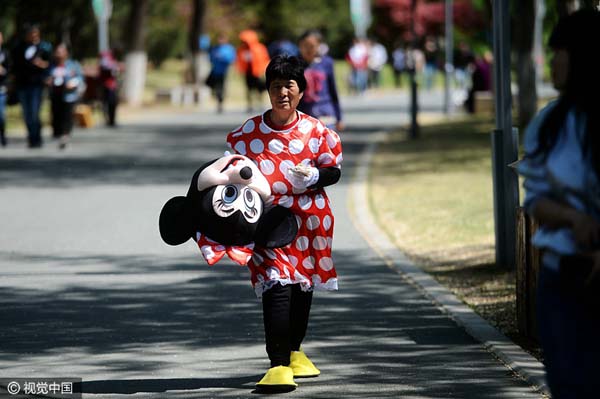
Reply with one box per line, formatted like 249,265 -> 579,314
226,111 -> 343,297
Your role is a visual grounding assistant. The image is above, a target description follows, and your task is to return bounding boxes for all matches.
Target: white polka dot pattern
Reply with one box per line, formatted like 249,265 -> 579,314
250,139 -> 264,153
298,119 -> 312,134
315,194 -> 326,209
295,236 -> 309,251
279,159 -> 295,175
302,256 -> 315,269
279,195 -> 293,208
298,195 -> 312,210
323,214 -> 332,230
318,153 -> 334,165
242,120 -> 255,133
306,215 -> 320,230
289,139 -> 304,154
309,138 -> 320,153
272,181 -> 287,194
319,257 -> 334,271
260,159 -> 275,175
234,141 -> 246,155
225,113 -> 342,293
313,236 -> 328,250
269,139 -> 284,154
326,132 -> 338,148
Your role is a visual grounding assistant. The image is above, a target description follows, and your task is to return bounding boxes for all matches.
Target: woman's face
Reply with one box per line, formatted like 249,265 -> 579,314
299,35 -> 320,63
268,78 -> 303,114
551,48 -> 569,92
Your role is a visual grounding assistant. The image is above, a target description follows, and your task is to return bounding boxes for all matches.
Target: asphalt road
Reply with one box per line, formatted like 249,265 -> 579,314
0,91 -> 544,398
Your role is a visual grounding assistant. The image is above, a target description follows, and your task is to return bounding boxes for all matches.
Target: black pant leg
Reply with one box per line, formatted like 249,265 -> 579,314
290,284 -> 313,351
51,96 -> 63,138
104,88 -> 117,126
62,102 -> 74,136
262,283 -> 292,367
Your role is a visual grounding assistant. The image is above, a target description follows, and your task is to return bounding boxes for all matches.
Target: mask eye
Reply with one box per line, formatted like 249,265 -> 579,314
222,185 -> 238,204
243,188 -> 256,208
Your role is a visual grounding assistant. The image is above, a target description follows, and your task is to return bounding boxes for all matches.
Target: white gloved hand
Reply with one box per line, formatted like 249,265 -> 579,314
287,164 -> 320,189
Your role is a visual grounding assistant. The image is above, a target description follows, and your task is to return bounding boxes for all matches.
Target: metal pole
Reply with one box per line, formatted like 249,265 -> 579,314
98,17 -> 109,52
444,0 -> 454,114
491,0 -> 519,269
409,0 -> 419,139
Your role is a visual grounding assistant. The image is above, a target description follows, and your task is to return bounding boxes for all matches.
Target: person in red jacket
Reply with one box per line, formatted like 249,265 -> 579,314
236,30 -> 270,113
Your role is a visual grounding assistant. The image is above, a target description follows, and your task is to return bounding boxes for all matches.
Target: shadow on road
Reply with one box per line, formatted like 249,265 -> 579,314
0,248 -> 535,398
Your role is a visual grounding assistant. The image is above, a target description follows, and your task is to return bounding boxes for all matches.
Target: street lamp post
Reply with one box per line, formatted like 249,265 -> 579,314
409,0 -> 419,139
491,0 -> 519,269
444,0 -> 454,114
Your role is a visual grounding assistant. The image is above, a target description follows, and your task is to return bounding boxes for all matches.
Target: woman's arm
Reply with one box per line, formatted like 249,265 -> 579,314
309,166 -> 340,189
532,197 -> 600,249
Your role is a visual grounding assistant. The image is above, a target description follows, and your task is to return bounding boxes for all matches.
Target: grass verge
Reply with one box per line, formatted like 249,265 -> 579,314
369,115 -> 541,358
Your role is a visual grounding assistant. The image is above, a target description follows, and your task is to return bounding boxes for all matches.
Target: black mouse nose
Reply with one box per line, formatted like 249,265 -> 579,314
240,166 -> 253,180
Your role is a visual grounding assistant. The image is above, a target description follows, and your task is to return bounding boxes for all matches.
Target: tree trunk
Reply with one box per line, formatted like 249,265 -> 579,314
513,0 -> 537,129
122,0 -> 148,106
189,0 -> 206,85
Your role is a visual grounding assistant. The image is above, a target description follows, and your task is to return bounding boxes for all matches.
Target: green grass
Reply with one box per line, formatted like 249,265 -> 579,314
370,116 -> 496,255
368,116 -> 541,356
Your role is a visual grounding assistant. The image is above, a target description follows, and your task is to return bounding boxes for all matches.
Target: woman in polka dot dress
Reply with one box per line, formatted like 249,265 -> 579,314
226,55 -> 342,391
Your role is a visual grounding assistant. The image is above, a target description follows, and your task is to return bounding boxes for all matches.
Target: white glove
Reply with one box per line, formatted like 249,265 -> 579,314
287,164 -> 320,189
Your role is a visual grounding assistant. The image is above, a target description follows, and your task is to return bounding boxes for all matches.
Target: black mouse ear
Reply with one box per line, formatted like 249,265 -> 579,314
159,196 -> 195,246
254,206 -> 299,248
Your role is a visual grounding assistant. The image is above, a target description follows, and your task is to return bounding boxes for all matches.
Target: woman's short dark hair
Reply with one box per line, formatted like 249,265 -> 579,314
265,55 -> 307,93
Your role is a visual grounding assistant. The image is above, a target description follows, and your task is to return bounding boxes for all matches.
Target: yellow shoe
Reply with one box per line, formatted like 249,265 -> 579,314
256,366 -> 298,391
290,350 -> 321,378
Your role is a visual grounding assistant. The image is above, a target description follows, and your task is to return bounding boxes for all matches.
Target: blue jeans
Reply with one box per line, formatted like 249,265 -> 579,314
0,90 -> 6,145
18,85 -> 44,146
351,69 -> 368,94
537,264 -> 600,398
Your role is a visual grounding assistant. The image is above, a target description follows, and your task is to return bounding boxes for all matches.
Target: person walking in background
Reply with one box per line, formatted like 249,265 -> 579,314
345,38 -> 369,95
98,49 -> 120,127
11,24 -> 52,148
464,51 -> 492,114
297,29 -> 343,132
422,37 -> 439,90
0,31 -> 9,147
453,41 -> 472,104
48,43 -> 83,149
391,43 -> 406,88
236,29 -> 270,113
517,9 -> 600,398
367,39 -> 387,89
206,33 -> 236,113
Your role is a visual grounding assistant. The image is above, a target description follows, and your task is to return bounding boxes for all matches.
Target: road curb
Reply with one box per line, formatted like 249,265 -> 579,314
346,129 -> 550,397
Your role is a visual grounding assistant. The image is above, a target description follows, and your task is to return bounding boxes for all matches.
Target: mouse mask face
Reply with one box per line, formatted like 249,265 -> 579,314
159,155 -> 298,265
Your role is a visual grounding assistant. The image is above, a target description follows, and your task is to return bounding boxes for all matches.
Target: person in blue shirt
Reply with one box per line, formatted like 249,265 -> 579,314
297,30 -> 343,132
47,43 -> 83,149
206,33 -> 236,113
517,9 -> 600,398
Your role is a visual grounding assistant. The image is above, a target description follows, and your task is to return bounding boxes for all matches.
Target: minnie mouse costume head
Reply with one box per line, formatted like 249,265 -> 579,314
159,154 -> 298,264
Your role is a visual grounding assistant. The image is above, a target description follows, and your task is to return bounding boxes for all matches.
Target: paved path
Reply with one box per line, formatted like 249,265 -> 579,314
0,91 -> 544,398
